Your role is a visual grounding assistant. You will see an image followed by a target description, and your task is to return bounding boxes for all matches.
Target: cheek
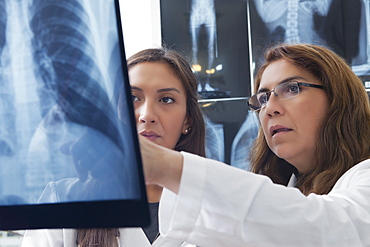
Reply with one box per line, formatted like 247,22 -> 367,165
166,111 -> 187,131
134,108 -> 140,123
163,120 -> 186,149
298,111 -> 324,142
299,99 -> 328,135
258,113 -> 269,135
258,114 -> 273,147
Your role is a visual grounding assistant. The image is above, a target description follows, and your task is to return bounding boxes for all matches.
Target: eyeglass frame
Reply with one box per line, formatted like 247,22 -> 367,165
247,80 -> 324,111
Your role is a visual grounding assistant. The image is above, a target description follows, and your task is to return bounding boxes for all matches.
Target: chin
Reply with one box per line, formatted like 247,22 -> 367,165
271,147 -> 295,162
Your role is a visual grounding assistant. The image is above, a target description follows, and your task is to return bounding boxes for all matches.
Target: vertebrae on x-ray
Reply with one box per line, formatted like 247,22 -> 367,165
253,0 -> 332,44
190,0 -> 218,92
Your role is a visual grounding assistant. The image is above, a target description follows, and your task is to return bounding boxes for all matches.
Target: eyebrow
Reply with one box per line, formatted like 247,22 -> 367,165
131,86 -> 182,94
157,88 -> 182,94
257,76 -> 306,93
131,86 -> 142,92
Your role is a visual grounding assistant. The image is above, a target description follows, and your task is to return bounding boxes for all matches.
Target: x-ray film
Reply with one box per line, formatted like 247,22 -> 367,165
160,0 -> 250,100
0,0 -> 149,230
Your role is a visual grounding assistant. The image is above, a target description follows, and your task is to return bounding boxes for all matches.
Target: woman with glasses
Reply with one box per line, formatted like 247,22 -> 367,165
139,44 -> 370,246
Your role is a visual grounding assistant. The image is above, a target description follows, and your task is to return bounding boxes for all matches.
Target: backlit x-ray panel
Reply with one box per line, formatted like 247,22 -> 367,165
161,0 -> 250,100
248,0 -> 370,93
0,0 -> 149,230
347,0 -> 370,93
248,0 -> 334,77
161,0 -> 258,167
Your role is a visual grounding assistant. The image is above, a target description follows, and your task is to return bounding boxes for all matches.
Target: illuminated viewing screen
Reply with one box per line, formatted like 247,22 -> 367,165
0,0 -> 149,230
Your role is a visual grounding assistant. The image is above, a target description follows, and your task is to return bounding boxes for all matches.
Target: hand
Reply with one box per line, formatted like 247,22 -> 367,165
138,135 -> 162,184
138,135 -> 183,193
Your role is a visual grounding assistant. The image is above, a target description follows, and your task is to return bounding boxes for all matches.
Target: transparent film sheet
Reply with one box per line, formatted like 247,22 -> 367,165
0,0 -> 147,229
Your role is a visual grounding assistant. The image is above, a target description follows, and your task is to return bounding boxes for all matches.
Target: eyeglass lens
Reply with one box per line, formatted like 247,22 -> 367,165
248,81 -> 300,111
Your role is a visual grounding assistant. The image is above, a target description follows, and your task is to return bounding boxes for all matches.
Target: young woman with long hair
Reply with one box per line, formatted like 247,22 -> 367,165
22,48 -> 205,247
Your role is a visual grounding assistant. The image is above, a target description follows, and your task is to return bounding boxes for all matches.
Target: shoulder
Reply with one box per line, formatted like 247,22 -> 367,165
344,159 -> 370,178
153,234 -> 192,247
332,159 -> 370,189
22,229 -> 76,247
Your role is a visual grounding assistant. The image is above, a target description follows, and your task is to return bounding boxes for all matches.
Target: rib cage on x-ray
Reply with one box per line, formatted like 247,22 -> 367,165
204,117 -> 224,162
230,111 -> 259,170
0,0 -> 13,157
30,0 -> 117,126
0,0 -> 126,204
30,0 -> 100,116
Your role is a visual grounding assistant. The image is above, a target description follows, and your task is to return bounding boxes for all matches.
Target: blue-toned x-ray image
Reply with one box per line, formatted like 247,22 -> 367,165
0,0 -> 141,207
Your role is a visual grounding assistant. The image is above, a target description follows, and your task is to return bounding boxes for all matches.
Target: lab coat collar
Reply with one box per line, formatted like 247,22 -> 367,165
287,174 -> 297,187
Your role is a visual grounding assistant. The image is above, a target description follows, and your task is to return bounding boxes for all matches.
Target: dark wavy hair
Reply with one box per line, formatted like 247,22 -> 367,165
250,44 -> 370,196
77,48 -> 206,246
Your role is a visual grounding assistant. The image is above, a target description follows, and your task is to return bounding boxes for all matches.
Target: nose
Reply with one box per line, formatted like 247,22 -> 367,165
263,93 -> 284,117
138,102 -> 158,124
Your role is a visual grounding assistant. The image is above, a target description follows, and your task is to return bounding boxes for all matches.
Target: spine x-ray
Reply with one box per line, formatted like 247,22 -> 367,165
250,0 -> 370,94
252,0 -> 332,45
190,0 -> 218,92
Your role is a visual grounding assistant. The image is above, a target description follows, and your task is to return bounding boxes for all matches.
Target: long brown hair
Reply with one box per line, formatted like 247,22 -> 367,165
76,48 -> 206,246
250,44 -> 370,195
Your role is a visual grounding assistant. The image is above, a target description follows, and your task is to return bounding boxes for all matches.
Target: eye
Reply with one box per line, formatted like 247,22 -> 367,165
257,93 -> 269,105
132,95 -> 140,102
160,97 -> 175,104
284,84 -> 299,94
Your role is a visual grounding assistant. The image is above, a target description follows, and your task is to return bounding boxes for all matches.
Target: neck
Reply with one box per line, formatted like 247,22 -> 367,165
146,184 -> 163,203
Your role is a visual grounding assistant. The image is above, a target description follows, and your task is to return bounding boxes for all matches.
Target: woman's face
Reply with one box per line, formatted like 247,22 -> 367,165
258,59 -> 329,173
129,62 -> 189,150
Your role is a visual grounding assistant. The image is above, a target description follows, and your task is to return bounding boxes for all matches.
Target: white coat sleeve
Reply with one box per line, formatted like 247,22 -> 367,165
159,152 -> 370,247
22,229 -> 76,247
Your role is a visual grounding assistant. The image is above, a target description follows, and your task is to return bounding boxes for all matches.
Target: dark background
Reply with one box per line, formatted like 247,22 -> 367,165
160,0 -> 370,165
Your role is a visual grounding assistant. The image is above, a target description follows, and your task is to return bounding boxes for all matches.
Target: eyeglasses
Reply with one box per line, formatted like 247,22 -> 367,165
247,80 -> 324,111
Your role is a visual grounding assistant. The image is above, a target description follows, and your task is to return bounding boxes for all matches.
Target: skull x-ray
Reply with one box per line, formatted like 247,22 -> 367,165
0,0 -> 148,230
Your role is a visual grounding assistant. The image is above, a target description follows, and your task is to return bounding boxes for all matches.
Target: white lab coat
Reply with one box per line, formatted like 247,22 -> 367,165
21,176 -> 196,247
159,152 -> 370,247
22,227 -> 193,247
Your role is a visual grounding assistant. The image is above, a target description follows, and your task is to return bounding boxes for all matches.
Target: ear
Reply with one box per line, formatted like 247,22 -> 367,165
182,117 -> 191,135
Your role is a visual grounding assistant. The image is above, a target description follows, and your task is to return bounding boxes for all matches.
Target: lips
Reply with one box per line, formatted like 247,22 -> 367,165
139,130 -> 160,141
270,125 -> 293,137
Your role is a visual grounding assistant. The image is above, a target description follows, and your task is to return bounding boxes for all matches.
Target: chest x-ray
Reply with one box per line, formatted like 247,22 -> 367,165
0,0 -> 148,230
